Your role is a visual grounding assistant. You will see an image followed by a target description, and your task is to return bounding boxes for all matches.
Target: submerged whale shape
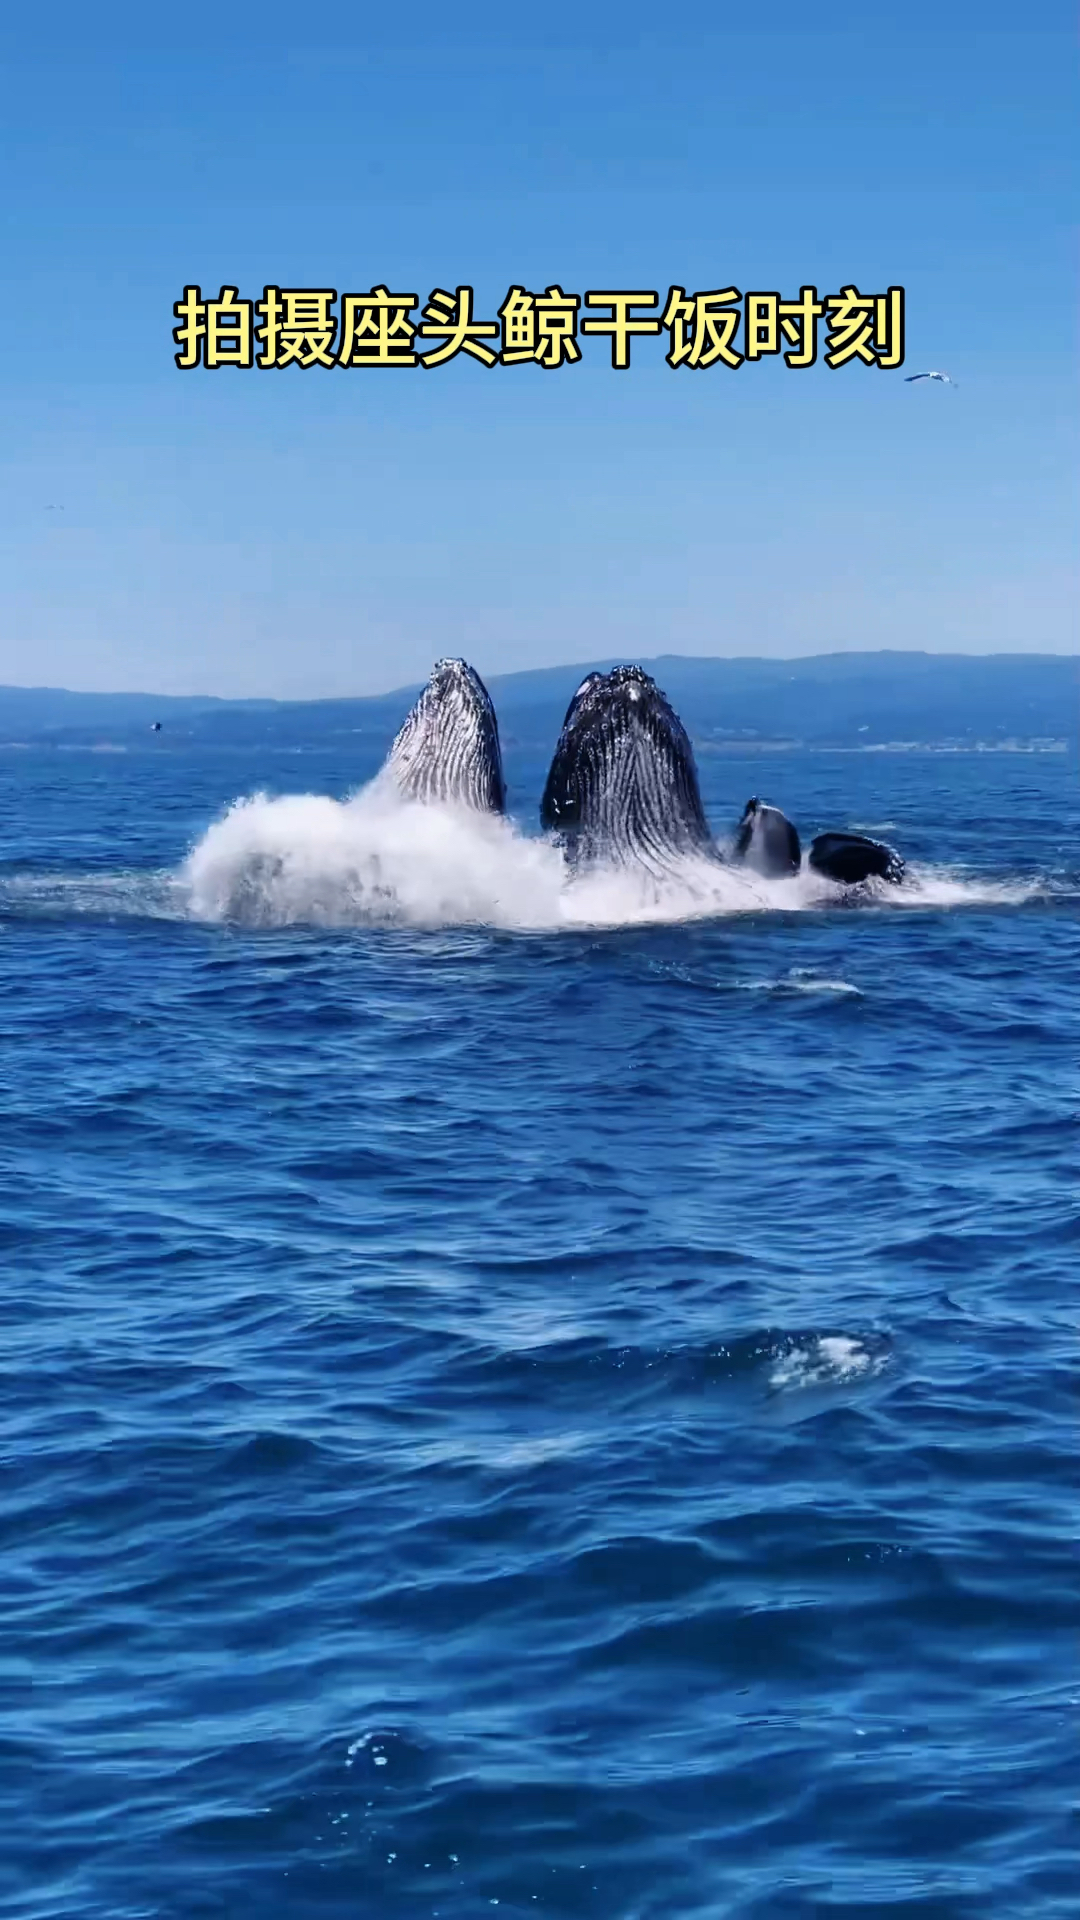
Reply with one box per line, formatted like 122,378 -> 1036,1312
808,830 -> 905,886
383,658 -> 506,814
540,666 -> 716,874
733,798 -> 801,878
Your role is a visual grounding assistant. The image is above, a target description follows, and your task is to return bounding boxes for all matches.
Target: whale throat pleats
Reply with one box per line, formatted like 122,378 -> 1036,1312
541,667 -> 715,875
384,660 -> 506,815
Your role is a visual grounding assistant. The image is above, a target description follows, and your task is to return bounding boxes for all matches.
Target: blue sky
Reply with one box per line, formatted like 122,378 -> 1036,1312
0,3 -> 1075,695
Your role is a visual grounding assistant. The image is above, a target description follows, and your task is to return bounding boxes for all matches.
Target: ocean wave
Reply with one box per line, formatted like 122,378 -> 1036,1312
737,969 -> 862,997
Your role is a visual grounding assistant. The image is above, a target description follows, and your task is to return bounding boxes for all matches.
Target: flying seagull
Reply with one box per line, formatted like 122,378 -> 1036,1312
905,370 -> 957,386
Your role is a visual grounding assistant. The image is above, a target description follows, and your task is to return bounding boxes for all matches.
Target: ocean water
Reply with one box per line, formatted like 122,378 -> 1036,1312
1,738 -> 1077,1920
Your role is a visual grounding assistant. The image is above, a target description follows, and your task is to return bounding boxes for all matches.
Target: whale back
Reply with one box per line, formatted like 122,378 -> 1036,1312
541,665 -> 713,872
384,658 -> 506,814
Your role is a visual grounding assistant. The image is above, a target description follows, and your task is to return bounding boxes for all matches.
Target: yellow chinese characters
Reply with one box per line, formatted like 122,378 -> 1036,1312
256,289 -> 338,368
824,286 -> 905,369
744,289 -> 826,367
338,290 -> 419,367
172,283 -> 908,372
499,287 -> 581,368
173,287 -> 253,369
662,289 -> 743,369
581,291 -> 662,369
418,288 -> 500,368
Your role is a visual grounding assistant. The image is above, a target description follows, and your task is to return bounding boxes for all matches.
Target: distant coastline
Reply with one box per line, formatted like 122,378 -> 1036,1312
1,652 -> 1076,754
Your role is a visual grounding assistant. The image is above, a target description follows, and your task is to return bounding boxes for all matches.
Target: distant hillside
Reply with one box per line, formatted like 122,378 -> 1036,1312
0,654 -> 1076,751
493,654 -> 1078,751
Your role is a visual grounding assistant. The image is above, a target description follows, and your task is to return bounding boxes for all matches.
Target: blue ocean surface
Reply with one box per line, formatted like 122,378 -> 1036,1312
1,738 -> 1077,1919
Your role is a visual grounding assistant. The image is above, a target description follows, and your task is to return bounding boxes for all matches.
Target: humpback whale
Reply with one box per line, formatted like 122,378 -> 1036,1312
383,658 -> 506,814
734,797 -> 801,877
540,666 -> 717,875
730,802 -> 904,886
730,804 -> 904,887
808,830 -> 905,886
539,664 -> 908,890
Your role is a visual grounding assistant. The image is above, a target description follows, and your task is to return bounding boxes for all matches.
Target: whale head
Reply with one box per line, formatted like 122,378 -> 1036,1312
807,830 -> 905,887
383,658 -> 506,814
733,797 -> 801,877
540,664 -> 712,871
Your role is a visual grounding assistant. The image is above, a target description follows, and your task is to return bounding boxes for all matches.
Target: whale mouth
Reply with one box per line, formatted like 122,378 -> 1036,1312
540,665 -> 713,873
383,658 -> 506,814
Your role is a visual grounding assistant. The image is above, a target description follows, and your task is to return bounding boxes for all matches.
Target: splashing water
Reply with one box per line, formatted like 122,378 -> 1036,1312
175,780 -> 1057,932
181,786 -> 564,930
179,783 -> 782,930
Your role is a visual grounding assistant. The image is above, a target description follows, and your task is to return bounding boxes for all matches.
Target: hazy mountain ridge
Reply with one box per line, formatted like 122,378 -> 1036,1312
1,654 -> 1076,750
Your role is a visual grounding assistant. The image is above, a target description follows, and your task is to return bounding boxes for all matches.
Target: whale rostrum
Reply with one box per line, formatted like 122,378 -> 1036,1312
382,658 -> 506,815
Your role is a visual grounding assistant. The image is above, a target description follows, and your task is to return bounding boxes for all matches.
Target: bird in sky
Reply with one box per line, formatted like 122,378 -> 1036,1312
904,371 -> 957,387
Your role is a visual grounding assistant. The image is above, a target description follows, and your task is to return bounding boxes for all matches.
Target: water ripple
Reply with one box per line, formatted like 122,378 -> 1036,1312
1,746 -> 1077,1917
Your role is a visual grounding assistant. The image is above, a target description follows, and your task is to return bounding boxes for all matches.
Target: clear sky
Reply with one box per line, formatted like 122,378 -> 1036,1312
0,2 -> 1075,696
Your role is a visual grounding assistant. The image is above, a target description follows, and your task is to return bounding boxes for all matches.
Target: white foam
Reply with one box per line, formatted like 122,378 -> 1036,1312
768,1335 -> 888,1392
181,786 -> 565,931
885,865 -> 1046,909
179,785 -> 783,930
738,969 -> 861,997
175,783 -> 1060,932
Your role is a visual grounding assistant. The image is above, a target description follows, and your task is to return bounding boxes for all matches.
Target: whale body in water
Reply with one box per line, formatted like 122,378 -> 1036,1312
382,658 -> 506,814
